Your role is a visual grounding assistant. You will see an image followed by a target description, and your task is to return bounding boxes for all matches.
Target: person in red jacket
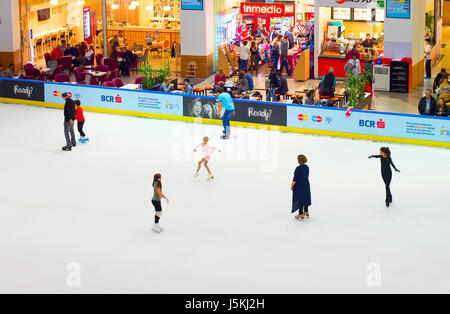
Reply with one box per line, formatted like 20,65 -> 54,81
75,100 -> 89,143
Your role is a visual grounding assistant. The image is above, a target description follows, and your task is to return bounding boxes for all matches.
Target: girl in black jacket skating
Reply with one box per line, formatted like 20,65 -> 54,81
369,147 -> 400,207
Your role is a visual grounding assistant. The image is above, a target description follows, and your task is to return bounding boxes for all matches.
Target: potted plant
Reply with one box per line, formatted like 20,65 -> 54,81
139,56 -> 172,91
345,68 -> 372,109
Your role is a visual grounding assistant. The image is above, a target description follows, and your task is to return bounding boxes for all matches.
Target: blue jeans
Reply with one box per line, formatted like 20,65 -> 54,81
272,54 -> 279,70
266,89 -> 277,102
239,59 -> 248,70
222,110 -> 234,136
280,58 -> 291,76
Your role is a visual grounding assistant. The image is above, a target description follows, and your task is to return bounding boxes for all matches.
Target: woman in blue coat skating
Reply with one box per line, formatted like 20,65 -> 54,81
291,154 -> 312,220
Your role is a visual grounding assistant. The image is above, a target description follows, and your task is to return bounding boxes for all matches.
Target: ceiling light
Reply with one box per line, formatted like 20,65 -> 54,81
76,0 -> 85,5
145,5 -> 154,11
131,1 -> 140,6
128,5 -> 136,10
50,0 -> 58,5
111,4 -> 119,10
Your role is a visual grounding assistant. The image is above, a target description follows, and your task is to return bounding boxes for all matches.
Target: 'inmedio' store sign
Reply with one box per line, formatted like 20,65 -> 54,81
317,0 -> 384,9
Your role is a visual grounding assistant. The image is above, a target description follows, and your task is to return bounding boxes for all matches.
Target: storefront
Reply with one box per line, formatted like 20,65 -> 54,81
18,0 -> 180,66
241,2 -> 296,34
315,0 -> 385,78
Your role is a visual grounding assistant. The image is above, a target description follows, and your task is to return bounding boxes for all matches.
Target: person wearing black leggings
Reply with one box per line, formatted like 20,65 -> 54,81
151,173 -> 169,233
369,147 -> 400,207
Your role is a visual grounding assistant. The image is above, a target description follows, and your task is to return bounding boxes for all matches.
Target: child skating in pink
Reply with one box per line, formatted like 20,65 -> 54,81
194,137 -> 221,181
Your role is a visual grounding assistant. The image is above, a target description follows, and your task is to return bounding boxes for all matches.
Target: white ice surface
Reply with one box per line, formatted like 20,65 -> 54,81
0,102 -> 450,294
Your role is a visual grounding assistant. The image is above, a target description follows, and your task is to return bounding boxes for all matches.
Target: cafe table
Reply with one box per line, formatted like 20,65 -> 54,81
120,84 -> 140,90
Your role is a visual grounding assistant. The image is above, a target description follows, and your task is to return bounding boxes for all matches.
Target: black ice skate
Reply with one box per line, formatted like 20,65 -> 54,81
62,146 -> 72,151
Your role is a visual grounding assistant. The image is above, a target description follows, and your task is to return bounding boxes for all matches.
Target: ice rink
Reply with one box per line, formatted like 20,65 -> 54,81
1,102 -> 450,294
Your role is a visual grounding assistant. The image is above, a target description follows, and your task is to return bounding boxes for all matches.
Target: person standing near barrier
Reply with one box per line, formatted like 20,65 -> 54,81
62,93 -> 76,151
369,147 -> 400,208
217,87 -> 235,140
291,154 -> 312,220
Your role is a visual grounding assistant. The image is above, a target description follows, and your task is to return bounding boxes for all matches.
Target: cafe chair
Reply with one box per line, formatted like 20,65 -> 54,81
113,78 -> 124,88
24,63 -> 36,76
135,76 -> 145,85
137,49 -> 150,68
47,65 -> 64,81
104,69 -> 118,83
129,54 -> 139,72
103,81 -> 115,88
57,56 -> 73,73
44,53 -> 52,68
94,65 -> 109,73
103,58 -> 118,72
85,54 -> 95,68
55,73 -> 71,83
96,54 -> 104,66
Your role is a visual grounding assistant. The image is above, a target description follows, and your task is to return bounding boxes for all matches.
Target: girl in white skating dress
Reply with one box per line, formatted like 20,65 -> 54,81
194,137 -> 220,181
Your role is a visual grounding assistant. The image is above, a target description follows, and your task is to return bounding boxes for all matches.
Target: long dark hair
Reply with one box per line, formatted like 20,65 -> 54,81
380,147 -> 391,159
153,173 -> 162,188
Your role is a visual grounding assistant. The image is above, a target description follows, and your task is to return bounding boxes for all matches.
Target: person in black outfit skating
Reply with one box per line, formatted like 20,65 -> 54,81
369,147 -> 400,207
62,93 -> 76,151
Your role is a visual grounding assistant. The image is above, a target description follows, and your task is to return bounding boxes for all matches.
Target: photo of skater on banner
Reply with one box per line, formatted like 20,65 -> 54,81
0,79 -> 45,102
183,96 -> 220,119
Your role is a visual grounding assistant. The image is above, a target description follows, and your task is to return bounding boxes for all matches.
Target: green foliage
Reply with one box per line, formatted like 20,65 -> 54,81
139,55 -> 172,90
345,68 -> 372,108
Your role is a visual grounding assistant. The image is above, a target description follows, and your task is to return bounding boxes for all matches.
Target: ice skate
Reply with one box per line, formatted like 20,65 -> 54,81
78,137 -> 84,142
62,146 -> 72,151
151,224 -> 161,233
305,212 -> 310,218
221,135 -> 230,140
194,171 -> 199,179
207,174 -> 215,181
81,138 -> 89,144
295,214 -> 305,220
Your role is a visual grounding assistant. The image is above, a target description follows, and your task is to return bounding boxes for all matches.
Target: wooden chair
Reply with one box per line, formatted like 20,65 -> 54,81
185,61 -> 198,78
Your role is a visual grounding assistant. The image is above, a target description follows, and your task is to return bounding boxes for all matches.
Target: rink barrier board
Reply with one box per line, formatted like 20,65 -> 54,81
2,96 -> 449,149
1,78 -> 450,148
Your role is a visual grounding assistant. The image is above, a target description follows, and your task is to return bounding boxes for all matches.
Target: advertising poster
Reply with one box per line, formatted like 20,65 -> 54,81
44,83 -> 183,116
181,0 -> 203,10
386,0 -> 410,19
0,79 -> 45,102
287,105 -> 450,144
184,96 -> 220,119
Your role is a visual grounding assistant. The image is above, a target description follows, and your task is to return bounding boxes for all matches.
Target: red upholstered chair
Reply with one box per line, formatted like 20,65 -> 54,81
135,76 -> 145,85
86,54 -> 95,67
112,78 -> 124,88
74,67 -> 85,83
44,53 -> 52,67
104,69 -> 118,82
55,73 -> 71,83
57,56 -> 73,72
94,65 -> 109,72
24,63 -> 36,76
96,54 -> 103,66
103,81 -> 115,88
47,65 -> 63,81
103,58 -> 118,72
28,68 -> 42,80
129,53 -> 138,72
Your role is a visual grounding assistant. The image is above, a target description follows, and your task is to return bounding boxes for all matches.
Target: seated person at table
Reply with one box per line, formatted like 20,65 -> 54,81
160,78 -> 174,93
436,74 -> 450,98
109,36 -> 119,59
237,71 -> 249,93
244,69 -> 254,91
85,46 -> 95,64
433,68 -> 447,92
436,97 -> 450,117
51,45 -> 63,61
305,90 -> 315,106
319,68 -> 336,98
61,40 -> 68,53
292,95 -> 304,105
276,72 -> 289,98
214,68 -> 227,89
119,47 -> 136,77
2,63 -> 17,77
418,89 -> 437,116
65,44 -> 79,57
184,79 -> 194,94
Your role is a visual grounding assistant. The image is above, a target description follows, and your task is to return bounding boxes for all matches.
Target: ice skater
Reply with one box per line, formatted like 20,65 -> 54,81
194,136 -> 221,181
369,147 -> 400,207
291,154 -> 312,220
217,87 -> 235,139
151,173 -> 169,233
62,93 -> 76,151
75,100 -> 89,143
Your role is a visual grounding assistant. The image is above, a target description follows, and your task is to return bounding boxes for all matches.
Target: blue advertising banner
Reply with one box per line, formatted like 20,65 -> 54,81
386,0 -> 410,19
181,0 -> 203,10
287,105 -> 450,144
44,83 -> 183,116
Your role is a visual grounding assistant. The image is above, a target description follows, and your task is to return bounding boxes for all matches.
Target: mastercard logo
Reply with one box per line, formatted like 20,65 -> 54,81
336,0 -> 346,4
298,114 -> 309,121
53,91 -> 72,98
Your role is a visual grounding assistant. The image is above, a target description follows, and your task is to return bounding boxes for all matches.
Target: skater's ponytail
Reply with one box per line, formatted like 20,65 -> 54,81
153,173 -> 162,189
380,147 -> 391,159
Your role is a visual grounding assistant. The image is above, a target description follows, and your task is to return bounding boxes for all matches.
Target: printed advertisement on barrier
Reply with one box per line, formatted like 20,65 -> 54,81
0,79 -> 45,102
183,96 -> 287,126
44,84 -> 183,116
287,106 -> 450,143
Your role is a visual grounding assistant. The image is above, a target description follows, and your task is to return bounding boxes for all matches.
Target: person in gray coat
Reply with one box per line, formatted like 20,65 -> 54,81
62,93 -> 76,151
279,35 -> 291,76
